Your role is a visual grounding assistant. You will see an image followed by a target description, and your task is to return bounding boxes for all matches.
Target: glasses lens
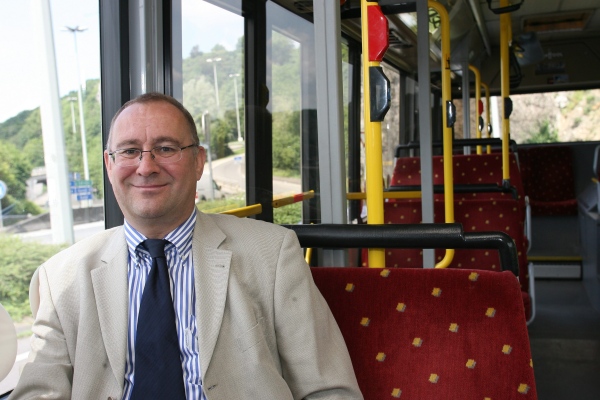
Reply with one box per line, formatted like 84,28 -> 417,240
114,150 -> 139,166
153,147 -> 181,163
112,146 -> 185,166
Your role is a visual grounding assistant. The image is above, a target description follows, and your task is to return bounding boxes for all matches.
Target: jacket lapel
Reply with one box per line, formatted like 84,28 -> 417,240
192,213 -> 232,377
91,227 -> 129,391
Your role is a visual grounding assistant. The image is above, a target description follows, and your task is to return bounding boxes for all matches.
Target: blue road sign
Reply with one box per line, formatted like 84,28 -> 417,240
77,194 -> 93,201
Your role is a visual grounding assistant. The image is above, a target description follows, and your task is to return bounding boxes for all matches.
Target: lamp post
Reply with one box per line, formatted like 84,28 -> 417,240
68,96 -> 77,137
63,26 -> 90,187
206,57 -> 222,117
229,73 -> 243,141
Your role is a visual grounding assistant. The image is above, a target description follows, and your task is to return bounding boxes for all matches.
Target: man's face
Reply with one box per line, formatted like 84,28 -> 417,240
104,101 -> 205,234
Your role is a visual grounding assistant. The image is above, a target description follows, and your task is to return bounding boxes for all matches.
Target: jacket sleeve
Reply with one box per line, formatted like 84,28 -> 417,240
8,265 -> 73,400
273,230 -> 364,400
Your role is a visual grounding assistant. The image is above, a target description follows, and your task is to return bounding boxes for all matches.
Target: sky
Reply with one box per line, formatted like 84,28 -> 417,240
0,0 -> 243,124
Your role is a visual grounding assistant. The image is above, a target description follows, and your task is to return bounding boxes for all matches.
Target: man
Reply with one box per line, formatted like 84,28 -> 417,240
10,93 -> 362,399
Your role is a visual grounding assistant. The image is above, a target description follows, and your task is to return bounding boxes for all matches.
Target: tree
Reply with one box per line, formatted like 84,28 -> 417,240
523,119 -> 559,144
0,140 -> 41,215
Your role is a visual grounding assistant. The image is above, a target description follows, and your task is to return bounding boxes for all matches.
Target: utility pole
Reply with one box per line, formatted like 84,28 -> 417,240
206,57 -> 222,117
229,73 -> 243,141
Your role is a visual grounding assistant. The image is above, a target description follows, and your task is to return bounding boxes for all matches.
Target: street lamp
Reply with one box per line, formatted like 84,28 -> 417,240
206,57 -> 222,117
63,25 -> 90,187
229,73 -> 243,141
68,97 -> 77,137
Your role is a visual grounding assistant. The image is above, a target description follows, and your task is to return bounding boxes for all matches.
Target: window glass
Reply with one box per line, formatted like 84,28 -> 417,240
181,0 -> 245,213
0,0 -> 102,394
381,62 -> 400,186
510,89 -> 600,144
267,2 -> 316,224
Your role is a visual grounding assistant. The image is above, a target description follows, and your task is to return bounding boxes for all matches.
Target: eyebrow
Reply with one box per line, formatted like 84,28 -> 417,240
113,136 -> 183,149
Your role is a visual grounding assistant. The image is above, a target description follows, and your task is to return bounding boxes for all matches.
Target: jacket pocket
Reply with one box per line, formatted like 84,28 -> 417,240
235,317 -> 265,352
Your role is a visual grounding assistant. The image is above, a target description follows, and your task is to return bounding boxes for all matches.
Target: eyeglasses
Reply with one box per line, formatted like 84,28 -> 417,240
108,144 -> 197,166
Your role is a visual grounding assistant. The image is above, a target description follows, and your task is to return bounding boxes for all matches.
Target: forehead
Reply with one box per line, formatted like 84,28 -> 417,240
112,101 -> 190,146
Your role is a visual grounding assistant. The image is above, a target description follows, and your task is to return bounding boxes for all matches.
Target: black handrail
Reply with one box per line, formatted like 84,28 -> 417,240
394,138 -> 518,158
385,183 -> 519,199
283,223 -> 519,277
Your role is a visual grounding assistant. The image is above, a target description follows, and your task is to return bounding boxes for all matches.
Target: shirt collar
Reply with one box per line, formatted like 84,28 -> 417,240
124,208 -> 197,263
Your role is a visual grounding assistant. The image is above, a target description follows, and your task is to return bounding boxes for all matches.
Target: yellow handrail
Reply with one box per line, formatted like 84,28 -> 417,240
220,190 -> 315,218
429,1 -> 455,269
304,247 -> 313,265
361,0 -> 387,268
272,190 -> 315,208
500,0 -> 512,182
220,203 -> 263,218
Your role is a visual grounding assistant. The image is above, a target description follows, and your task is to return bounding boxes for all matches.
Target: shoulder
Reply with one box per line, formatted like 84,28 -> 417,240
42,226 -> 123,272
202,212 -> 292,237
198,212 -> 299,257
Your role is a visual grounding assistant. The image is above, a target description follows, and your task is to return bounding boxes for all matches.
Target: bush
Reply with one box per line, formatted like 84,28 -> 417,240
274,202 -> 302,225
0,235 -> 66,321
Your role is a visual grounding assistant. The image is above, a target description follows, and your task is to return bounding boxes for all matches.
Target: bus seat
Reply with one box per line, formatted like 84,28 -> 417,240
311,267 -> 538,400
377,198 -> 534,322
519,145 -> 577,215
390,153 -> 525,200
0,302 -> 18,383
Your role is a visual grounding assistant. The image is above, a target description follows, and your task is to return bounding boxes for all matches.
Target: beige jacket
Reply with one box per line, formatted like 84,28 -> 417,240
9,212 -> 362,400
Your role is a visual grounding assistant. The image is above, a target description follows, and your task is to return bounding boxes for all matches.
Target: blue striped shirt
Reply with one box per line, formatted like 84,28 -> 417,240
121,209 -> 207,400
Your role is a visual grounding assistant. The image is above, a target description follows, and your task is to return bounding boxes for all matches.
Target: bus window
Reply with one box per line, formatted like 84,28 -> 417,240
267,2 -> 316,224
510,89 -> 600,144
0,0 -> 102,394
181,0 -> 245,211
380,62 -> 400,186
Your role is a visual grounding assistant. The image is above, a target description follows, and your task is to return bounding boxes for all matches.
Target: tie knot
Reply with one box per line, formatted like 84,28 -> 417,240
142,239 -> 168,259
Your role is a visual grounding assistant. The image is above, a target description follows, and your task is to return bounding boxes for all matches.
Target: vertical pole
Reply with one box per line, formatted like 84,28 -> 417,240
500,0 -> 511,182
361,0 -> 385,268
69,98 -> 77,136
72,31 -> 90,183
314,0 -> 347,266
213,63 -> 220,116
34,0 -> 74,245
429,1 -> 455,268
417,0 -> 435,268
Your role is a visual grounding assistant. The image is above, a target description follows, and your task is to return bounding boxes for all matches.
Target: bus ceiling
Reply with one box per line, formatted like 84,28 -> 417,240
274,0 -> 600,94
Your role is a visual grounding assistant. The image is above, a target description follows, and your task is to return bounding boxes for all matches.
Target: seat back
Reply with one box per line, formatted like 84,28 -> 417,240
311,267 -> 537,399
519,145 -> 577,215
390,153 -> 524,202
381,199 -> 528,283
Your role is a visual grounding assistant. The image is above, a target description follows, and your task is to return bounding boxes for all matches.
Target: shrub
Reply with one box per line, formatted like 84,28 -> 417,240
0,235 -> 65,321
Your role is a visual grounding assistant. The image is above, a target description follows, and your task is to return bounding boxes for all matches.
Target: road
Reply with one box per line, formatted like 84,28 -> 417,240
206,153 -> 301,196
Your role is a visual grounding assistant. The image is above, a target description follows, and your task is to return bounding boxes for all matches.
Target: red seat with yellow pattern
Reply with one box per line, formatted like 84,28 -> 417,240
311,267 -> 537,400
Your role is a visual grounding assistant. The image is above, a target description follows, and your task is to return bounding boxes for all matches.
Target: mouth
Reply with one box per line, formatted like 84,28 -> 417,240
133,183 -> 168,192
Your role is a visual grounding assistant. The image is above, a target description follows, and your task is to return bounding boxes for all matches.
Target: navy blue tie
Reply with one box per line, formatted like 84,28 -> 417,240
131,239 -> 186,399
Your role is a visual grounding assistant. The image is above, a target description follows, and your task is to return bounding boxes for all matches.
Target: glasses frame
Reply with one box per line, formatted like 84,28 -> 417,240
108,143 -> 198,166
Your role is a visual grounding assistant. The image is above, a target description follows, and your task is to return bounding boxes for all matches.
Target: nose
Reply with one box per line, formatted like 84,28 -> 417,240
137,150 -> 155,162
136,150 -> 161,175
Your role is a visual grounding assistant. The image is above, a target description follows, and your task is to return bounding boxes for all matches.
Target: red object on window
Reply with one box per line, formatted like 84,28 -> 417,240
368,5 -> 388,62
478,99 -> 484,115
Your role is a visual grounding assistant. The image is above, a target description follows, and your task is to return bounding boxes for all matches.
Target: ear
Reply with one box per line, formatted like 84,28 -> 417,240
195,146 -> 207,181
104,150 -> 114,184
